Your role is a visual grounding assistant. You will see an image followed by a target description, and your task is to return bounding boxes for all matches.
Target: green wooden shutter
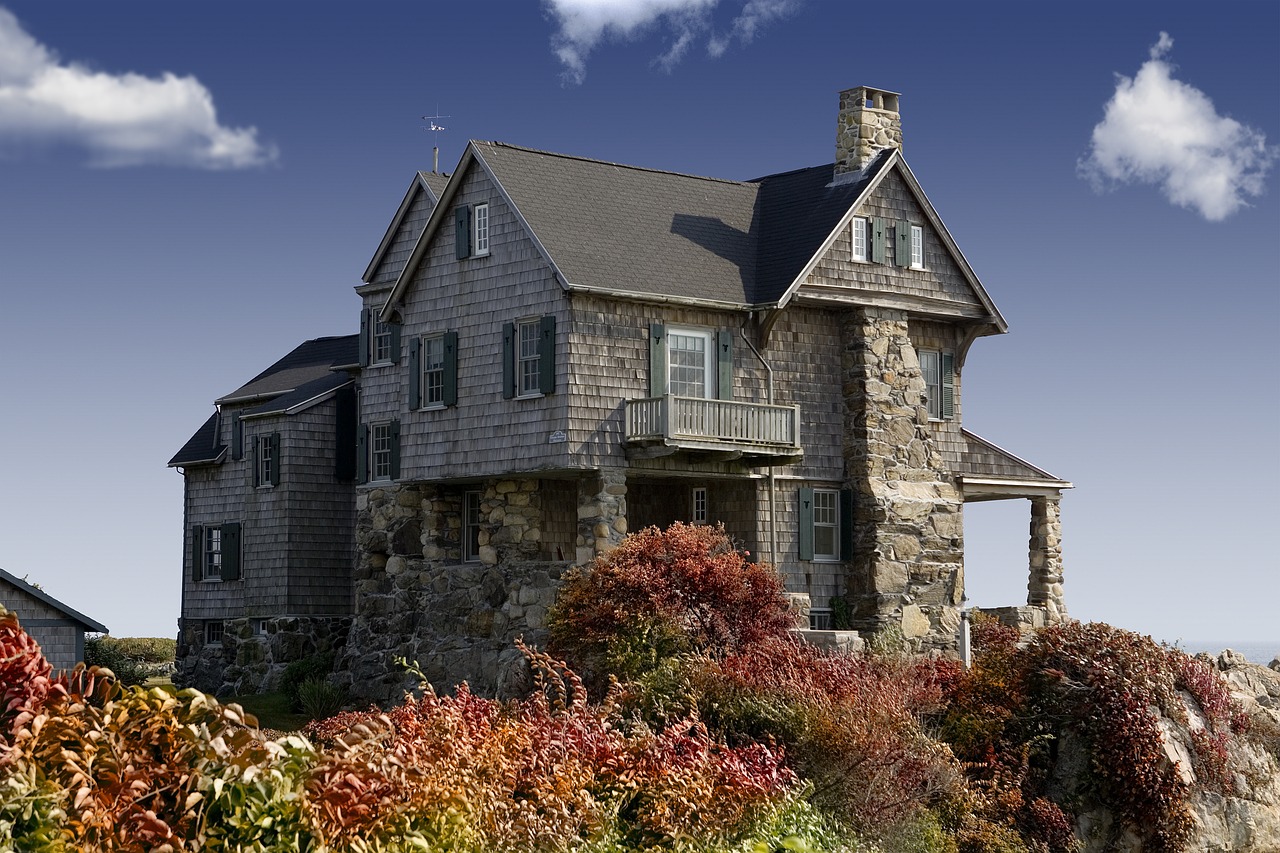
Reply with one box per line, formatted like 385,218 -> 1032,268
538,315 -> 556,395
443,330 -> 459,406
221,522 -> 241,581
231,411 -> 242,460
871,218 -> 886,264
356,424 -> 368,484
896,220 -> 912,267
270,432 -> 281,486
798,487 -> 815,561
191,525 -> 204,582
941,353 -> 955,420
359,308 -> 371,367
389,420 -> 401,480
251,435 -> 259,487
334,386 -> 356,481
408,337 -> 421,410
501,322 -> 515,399
839,489 -> 854,560
389,323 -> 402,365
455,206 -> 471,259
649,323 -> 666,397
716,329 -> 733,400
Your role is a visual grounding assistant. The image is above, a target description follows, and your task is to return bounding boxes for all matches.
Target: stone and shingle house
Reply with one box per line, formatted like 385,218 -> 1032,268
173,87 -> 1071,699
0,567 -> 108,673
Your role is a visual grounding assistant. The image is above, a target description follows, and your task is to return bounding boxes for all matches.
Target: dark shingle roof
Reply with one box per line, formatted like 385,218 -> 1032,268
0,567 -> 108,634
952,429 -> 1067,484
419,171 -> 450,198
244,371 -> 353,417
217,335 -> 359,404
475,142 -> 762,305
168,412 -> 224,467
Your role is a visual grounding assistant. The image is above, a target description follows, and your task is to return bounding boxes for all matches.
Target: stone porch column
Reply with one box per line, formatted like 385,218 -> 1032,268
576,469 -> 627,565
1026,495 -> 1066,623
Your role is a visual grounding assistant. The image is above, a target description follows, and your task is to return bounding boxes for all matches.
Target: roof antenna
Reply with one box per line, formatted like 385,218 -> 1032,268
421,108 -> 450,173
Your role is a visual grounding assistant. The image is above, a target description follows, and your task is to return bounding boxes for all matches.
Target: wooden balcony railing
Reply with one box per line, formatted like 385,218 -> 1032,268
624,395 -> 801,459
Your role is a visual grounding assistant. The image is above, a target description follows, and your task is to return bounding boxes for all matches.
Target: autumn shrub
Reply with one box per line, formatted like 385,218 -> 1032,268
0,607 -> 58,747
548,523 -> 795,695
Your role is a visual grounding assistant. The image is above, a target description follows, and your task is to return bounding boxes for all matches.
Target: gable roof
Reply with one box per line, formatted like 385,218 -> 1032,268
168,411 -> 225,467
362,171 -> 449,284
384,140 -> 1004,330
0,567 -> 108,634
216,335 -> 359,405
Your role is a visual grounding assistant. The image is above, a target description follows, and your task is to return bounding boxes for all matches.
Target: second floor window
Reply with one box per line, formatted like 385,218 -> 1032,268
191,522 -> 240,582
373,317 -> 394,363
503,316 -> 556,399
254,433 -> 280,487
667,328 -> 713,399
518,319 -> 541,396
423,335 -> 445,406
203,527 -> 222,581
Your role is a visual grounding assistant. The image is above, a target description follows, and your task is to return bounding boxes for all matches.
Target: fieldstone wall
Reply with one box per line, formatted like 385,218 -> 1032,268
840,307 -> 965,650
1027,496 -> 1067,622
576,469 -> 627,564
174,615 -> 350,697
336,479 -> 569,704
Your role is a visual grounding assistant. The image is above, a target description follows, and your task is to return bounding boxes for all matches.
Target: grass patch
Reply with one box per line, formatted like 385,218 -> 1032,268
230,691 -> 312,732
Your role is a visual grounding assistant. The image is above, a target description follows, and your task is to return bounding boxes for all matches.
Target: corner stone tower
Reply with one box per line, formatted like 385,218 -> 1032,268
834,85 -> 903,179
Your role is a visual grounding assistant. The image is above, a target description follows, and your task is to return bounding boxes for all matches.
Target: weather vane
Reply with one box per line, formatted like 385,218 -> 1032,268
422,108 -> 450,173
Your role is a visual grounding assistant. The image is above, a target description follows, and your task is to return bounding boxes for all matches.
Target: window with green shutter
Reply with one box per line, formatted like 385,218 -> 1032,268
896,219 -> 912,268
455,205 -> 471,259
919,350 -> 956,421
220,522 -> 241,581
871,217 -> 887,264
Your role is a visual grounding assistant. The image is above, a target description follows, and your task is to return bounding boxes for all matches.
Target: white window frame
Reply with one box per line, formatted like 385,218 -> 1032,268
463,490 -> 482,562
691,487 -> 708,524
472,203 -> 489,257
256,435 -> 275,488
910,224 -> 924,269
372,317 -> 394,364
369,421 -> 393,482
204,620 -> 224,647
422,334 -> 446,408
202,526 -> 222,582
252,618 -> 269,636
516,318 -> 542,398
666,326 -> 714,399
851,217 -> 868,262
812,488 -> 840,562
919,350 -> 947,421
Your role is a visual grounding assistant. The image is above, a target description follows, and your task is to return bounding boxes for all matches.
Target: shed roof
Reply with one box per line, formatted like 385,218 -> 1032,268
951,429 -> 1071,487
216,335 -> 359,404
0,567 -> 108,634
243,371 -> 353,418
167,411 -> 225,467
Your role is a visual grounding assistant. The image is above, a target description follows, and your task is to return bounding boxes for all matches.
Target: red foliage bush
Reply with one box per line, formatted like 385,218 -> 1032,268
0,607 -> 58,749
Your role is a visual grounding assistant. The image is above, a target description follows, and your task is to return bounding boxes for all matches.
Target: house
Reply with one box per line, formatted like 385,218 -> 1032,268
333,86 -> 1072,703
170,87 -> 1071,700
169,335 -> 361,694
0,567 -> 108,673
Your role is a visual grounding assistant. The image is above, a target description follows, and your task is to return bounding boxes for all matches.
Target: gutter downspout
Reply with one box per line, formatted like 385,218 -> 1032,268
740,318 -> 777,567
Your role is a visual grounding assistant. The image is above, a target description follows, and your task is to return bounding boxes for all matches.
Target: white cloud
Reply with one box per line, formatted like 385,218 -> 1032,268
1078,31 -> 1275,221
0,8 -> 277,169
543,0 -> 796,84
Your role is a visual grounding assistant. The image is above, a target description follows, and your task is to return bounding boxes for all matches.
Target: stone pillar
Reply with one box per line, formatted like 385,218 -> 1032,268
576,470 -> 627,565
841,307 -> 965,647
1027,495 -> 1067,623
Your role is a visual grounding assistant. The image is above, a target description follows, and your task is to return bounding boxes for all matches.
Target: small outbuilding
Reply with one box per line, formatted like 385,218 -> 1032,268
0,568 -> 108,672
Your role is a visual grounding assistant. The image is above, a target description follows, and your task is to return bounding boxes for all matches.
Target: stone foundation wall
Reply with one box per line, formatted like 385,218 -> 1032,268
175,615 -> 350,697
840,307 -> 965,650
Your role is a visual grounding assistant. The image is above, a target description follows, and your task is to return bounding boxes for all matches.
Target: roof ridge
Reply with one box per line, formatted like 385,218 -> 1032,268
477,140 -> 752,187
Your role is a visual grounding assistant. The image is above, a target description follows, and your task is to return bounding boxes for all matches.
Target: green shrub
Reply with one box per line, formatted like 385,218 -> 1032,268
279,653 -> 334,713
82,635 -> 149,686
297,677 -> 346,720
101,636 -> 176,663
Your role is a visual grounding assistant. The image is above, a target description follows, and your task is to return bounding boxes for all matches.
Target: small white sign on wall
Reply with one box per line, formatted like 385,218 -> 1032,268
548,430 -> 567,444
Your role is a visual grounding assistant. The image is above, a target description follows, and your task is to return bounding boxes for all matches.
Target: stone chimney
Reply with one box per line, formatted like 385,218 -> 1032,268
834,86 -> 902,179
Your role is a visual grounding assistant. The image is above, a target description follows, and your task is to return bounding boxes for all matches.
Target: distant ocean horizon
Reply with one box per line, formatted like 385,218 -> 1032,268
1176,641 -> 1279,666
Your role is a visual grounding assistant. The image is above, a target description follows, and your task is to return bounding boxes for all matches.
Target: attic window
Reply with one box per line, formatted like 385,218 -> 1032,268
851,218 -> 868,262
910,225 -> 924,269
473,203 -> 489,256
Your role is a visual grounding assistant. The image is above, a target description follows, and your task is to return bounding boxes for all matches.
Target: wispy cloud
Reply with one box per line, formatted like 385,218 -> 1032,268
0,8 -> 277,169
544,0 -> 797,85
1078,32 -> 1274,221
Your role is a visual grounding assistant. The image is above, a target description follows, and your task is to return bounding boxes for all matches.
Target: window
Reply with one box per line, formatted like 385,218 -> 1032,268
812,489 -> 839,561
918,350 -> 955,420
464,491 -> 482,562
359,308 -> 400,367
255,433 -> 279,487
911,224 -> 923,268
667,327 -> 713,399
191,522 -> 240,582
851,217 -> 868,262
422,335 -> 446,406
370,422 -> 393,481
204,620 -> 223,646
691,487 -> 708,524
798,487 -> 849,562
373,317 -> 394,363
203,527 -> 222,581
473,203 -> 489,256
503,317 -> 556,399
252,618 -> 269,636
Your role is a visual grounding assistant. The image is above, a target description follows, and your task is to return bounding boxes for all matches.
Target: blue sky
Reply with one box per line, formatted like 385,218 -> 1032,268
1,1 -> 1276,647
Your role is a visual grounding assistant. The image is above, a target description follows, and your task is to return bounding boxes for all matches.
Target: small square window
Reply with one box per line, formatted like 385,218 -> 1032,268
851,217 -> 867,262
472,203 -> 489,256
252,618 -> 269,636
691,487 -> 708,524
205,621 -> 224,646
910,225 -> 923,269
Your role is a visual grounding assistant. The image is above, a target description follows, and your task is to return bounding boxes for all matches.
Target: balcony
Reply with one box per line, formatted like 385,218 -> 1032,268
624,395 -> 802,465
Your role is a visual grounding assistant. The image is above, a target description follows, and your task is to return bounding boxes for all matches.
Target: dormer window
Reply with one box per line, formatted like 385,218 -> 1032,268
851,217 -> 868,262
